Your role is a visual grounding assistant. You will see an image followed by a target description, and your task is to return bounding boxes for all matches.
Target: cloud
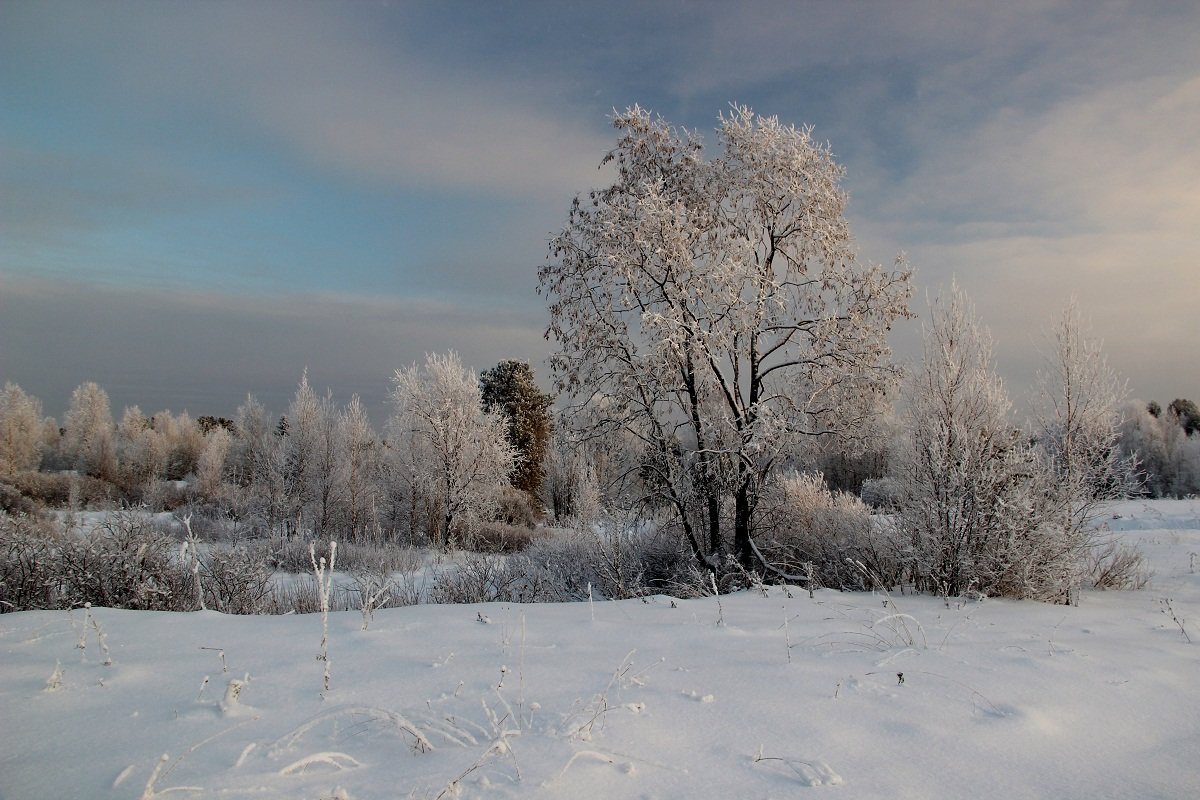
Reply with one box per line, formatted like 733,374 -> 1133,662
854,66 -> 1200,407
203,7 -> 614,198
4,2 -> 614,200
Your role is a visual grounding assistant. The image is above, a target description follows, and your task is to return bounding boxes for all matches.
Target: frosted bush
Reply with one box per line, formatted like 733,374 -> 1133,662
464,522 -> 543,553
1087,539 -> 1150,590
860,477 -> 902,510
269,539 -> 420,574
0,511 -> 64,611
2,508 -> 287,614
756,471 -> 902,591
201,545 -> 273,614
57,509 -> 192,610
429,553 -> 521,604
486,521 -> 703,603
263,577 -> 328,615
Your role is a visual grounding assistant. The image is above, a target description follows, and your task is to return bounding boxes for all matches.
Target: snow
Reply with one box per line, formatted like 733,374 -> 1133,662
2,500 -> 1198,799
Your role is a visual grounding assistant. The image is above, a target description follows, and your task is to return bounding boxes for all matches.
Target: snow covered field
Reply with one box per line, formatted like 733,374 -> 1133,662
2,500 -> 1198,799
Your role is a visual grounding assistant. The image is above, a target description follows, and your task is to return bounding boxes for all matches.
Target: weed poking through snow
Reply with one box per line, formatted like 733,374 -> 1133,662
44,660 -> 64,692
1160,598 -> 1191,643
311,541 -> 337,697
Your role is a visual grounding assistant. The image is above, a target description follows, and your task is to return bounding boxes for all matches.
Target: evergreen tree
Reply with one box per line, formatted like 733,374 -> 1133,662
1168,398 -> 1199,437
480,360 -> 553,497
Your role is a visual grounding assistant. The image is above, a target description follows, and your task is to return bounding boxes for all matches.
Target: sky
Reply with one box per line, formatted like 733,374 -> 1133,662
2,0 -> 1198,425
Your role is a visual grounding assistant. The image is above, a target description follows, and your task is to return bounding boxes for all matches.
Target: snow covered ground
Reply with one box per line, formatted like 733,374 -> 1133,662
2,500 -> 1198,799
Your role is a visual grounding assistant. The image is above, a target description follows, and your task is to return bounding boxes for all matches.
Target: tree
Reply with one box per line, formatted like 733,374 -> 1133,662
154,411 -> 205,481
1032,301 -> 1138,555
539,104 -> 911,569
196,427 -> 232,499
233,394 -> 290,541
278,370 -> 338,537
898,286 -> 1057,599
230,394 -> 272,488
336,394 -> 379,543
480,360 -> 553,497
388,352 -> 515,550
197,415 -> 235,435
116,405 -> 165,491
308,390 -> 342,538
62,381 -> 117,481
1167,398 -> 1199,437
0,383 -> 45,477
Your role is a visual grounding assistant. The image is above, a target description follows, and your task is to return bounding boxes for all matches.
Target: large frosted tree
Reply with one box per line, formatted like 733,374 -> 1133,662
540,105 -> 911,569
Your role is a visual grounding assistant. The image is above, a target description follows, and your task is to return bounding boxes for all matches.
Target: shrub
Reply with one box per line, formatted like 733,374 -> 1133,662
10,471 -> 118,509
201,545 -> 273,614
142,480 -> 192,513
465,522 -> 545,553
2,508 -> 283,614
56,509 -> 193,610
267,538 -> 422,575
756,471 -> 902,591
429,553 -> 521,604
501,532 -> 595,602
1087,539 -> 1150,590
0,512 -> 64,612
0,482 -> 38,516
458,520 -> 704,604
262,576 -> 330,615
492,485 -> 543,528
860,477 -> 902,510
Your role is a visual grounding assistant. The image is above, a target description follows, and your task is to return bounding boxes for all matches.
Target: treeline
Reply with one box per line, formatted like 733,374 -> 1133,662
0,355 -> 572,549
2,360 -> 1195,533
1116,399 -> 1200,498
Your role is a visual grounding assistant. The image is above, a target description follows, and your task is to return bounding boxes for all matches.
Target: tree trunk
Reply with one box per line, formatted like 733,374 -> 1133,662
707,494 -> 722,557
734,478 -> 753,570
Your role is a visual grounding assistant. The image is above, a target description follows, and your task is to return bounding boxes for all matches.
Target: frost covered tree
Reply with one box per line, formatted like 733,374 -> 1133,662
335,394 -> 379,543
1032,302 -> 1138,552
230,395 -> 272,488
898,287 -> 1061,599
0,383 -> 45,477
62,382 -> 118,481
308,390 -> 342,538
115,405 -> 166,491
196,427 -> 232,500
388,352 -> 515,550
480,360 -> 553,497
153,410 -> 205,481
231,394 -> 293,541
540,104 -> 911,569
280,371 -> 322,537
